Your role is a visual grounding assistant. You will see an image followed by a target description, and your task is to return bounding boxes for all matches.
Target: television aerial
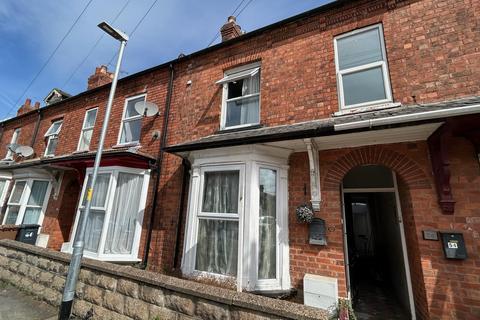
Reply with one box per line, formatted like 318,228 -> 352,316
134,100 -> 159,117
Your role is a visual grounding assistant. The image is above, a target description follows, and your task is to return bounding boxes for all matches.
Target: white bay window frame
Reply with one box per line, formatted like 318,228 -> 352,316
218,62 -> 261,131
2,178 -> 52,228
117,94 -> 146,145
77,107 -> 98,151
182,145 -> 290,292
66,166 -> 150,262
334,24 -> 392,110
0,173 -> 11,207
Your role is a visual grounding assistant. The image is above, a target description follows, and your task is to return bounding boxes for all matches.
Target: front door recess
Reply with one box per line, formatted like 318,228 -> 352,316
341,165 -> 415,320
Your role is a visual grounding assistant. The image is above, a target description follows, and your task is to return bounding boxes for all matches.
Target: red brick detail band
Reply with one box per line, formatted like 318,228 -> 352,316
323,146 -> 431,190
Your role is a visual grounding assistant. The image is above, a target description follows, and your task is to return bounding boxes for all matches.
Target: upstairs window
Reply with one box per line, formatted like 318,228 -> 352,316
5,128 -> 20,160
78,108 -> 98,151
334,24 -> 392,109
44,120 -> 63,157
119,95 -> 145,145
217,63 -> 261,130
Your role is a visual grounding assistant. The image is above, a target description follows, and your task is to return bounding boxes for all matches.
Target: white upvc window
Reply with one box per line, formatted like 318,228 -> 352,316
44,120 -> 63,157
67,166 -> 150,261
218,63 -> 261,130
77,108 -> 98,151
118,94 -> 145,145
182,146 -> 290,292
334,24 -> 392,109
2,179 -> 51,227
5,128 -> 21,160
0,174 -> 11,207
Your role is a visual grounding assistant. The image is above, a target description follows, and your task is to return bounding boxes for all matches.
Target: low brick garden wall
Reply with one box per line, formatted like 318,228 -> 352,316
0,240 -> 328,320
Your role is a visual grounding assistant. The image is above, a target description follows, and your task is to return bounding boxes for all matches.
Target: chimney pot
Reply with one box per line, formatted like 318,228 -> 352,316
220,16 -> 242,42
34,102 -> 40,109
17,98 -> 38,116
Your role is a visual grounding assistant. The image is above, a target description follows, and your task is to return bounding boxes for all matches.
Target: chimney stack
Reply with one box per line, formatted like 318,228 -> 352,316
87,65 -> 114,90
17,98 -> 40,116
220,16 -> 242,42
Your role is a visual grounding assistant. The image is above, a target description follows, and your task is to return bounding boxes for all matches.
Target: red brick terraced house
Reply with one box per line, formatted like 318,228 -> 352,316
0,0 -> 479,319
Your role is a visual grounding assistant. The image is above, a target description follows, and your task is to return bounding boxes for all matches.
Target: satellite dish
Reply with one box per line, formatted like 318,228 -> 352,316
15,145 -> 34,158
134,100 -> 159,117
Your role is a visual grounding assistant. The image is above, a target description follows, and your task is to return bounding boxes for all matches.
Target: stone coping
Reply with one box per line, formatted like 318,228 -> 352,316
0,240 -> 328,320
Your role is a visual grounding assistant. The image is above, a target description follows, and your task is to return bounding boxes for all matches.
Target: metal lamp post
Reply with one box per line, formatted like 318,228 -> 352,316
59,21 -> 129,320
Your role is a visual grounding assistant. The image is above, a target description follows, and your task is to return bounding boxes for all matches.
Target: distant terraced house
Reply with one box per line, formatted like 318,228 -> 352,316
0,0 -> 479,319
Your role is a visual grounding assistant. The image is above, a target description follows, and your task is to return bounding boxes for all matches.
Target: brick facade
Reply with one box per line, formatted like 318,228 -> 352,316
0,0 -> 478,318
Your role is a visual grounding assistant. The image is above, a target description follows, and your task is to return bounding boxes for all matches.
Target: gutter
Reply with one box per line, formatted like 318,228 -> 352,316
334,104 -> 480,131
142,63 -> 175,268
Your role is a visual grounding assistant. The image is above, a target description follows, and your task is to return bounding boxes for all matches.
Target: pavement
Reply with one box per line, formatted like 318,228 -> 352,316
0,281 -> 57,320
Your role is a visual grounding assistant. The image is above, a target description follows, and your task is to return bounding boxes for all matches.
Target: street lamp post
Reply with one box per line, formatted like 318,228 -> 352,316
59,21 -> 129,320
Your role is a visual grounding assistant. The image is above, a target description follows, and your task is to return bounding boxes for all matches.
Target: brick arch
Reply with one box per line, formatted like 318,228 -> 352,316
323,146 -> 431,190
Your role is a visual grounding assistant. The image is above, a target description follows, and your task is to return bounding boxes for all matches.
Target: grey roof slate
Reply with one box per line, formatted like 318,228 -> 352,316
164,96 -> 480,153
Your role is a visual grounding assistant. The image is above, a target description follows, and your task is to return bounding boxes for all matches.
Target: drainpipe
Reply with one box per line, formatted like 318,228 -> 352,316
31,109 -> 42,147
141,63 -> 174,269
334,103 -> 480,131
173,158 -> 190,269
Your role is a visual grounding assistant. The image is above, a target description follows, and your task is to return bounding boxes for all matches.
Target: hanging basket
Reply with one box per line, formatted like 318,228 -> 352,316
296,203 -> 314,224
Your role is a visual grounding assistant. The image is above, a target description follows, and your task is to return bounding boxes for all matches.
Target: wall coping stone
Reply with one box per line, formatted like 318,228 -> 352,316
0,240 -> 328,320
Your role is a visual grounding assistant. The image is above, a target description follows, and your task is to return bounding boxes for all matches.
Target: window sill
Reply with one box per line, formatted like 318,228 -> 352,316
217,124 -> 263,134
112,143 -> 141,149
249,288 -> 296,299
334,102 -> 401,117
61,245 -> 141,263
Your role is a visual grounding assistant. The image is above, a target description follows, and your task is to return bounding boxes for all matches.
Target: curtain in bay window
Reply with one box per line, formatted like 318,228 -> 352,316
104,173 -> 143,254
195,219 -> 238,276
258,168 -> 277,280
83,209 -> 104,252
202,171 -> 239,213
196,170 -> 240,276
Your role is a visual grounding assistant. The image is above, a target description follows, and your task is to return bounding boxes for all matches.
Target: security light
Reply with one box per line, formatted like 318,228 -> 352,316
98,21 -> 129,41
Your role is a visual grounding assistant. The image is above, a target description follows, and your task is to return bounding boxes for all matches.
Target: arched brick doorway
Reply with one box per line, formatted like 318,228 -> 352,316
323,146 -> 430,319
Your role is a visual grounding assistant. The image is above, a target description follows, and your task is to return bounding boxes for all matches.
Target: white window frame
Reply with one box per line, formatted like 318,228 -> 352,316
2,178 -> 52,229
77,107 -> 98,151
5,128 -> 21,160
66,166 -> 150,262
182,145 -> 290,292
0,173 -> 11,208
44,120 -> 63,157
334,24 -> 392,110
117,94 -> 146,146
190,164 -> 245,280
218,62 -> 261,131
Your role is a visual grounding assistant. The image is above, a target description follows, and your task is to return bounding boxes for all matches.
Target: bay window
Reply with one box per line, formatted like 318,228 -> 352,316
77,108 -> 98,151
182,146 -> 290,292
44,120 -> 63,156
334,24 -> 392,109
2,179 -> 51,226
217,63 -> 261,130
118,95 -> 145,145
66,166 -> 150,261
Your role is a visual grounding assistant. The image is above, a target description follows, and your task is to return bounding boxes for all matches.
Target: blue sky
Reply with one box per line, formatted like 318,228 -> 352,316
0,0 -> 332,120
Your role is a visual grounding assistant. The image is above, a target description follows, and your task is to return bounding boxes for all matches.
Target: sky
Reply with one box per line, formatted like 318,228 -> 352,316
0,0 -> 333,120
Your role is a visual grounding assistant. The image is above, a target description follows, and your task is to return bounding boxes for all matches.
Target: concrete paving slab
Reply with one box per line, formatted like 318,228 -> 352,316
0,281 -> 57,320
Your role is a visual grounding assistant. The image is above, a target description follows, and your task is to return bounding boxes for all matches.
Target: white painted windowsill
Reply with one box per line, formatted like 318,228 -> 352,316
333,102 -> 401,117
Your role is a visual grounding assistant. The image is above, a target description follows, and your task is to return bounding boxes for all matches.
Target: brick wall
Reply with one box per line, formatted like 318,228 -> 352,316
0,240 -> 329,320
315,141 -> 480,319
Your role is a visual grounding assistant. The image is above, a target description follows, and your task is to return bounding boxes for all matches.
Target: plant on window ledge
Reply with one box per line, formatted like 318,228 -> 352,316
295,203 -> 314,223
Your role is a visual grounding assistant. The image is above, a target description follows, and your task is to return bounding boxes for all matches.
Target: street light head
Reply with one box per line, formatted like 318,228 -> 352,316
98,21 -> 129,42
